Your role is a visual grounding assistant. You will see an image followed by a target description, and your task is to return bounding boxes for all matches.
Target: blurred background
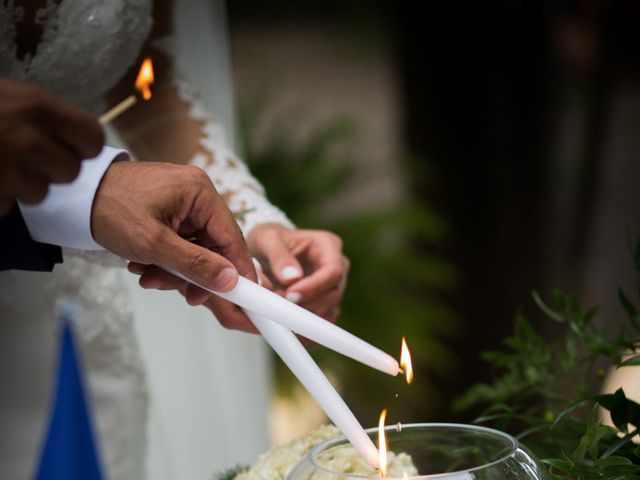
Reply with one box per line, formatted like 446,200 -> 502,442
225,0 -> 640,444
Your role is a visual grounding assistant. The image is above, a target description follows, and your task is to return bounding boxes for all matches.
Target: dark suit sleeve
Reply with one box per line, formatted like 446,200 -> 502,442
0,204 -> 62,272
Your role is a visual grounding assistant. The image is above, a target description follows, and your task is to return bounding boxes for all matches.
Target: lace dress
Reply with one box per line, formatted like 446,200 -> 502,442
0,1 -> 291,478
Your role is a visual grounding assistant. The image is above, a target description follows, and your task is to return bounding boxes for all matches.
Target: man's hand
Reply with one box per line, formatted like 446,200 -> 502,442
0,79 -> 104,214
247,224 -> 350,323
91,161 -> 258,332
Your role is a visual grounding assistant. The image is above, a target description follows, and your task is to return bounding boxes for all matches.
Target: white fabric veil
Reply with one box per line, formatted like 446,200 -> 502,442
126,1 -> 272,478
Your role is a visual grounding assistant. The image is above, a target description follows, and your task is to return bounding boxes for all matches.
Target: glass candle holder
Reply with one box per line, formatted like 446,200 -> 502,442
287,423 -> 550,479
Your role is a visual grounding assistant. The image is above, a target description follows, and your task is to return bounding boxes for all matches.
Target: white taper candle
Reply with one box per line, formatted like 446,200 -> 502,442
165,270 -> 400,376
247,310 -> 379,467
219,277 -> 399,376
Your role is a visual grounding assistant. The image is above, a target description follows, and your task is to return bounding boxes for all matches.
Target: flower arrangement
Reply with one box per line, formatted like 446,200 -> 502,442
215,424 -> 416,480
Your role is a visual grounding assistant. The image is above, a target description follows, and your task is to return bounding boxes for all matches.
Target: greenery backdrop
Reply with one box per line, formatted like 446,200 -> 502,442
456,237 -> 640,479
239,93 -> 459,424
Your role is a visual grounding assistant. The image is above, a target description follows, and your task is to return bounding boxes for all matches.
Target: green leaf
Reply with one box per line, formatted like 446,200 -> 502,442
573,433 -> 590,462
619,356 -> 640,368
212,465 -> 247,480
602,427 -> 640,459
596,455 -> 640,476
619,288 -> 640,330
597,388 -> 640,432
541,458 -> 574,472
532,290 -> 564,322
588,424 -> 612,458
550,399 -> 590,430
553,288 -> 568,309
605,389 -> 630,431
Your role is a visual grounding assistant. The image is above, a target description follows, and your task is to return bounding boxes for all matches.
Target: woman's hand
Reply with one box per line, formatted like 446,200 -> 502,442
247,223 -> 350,323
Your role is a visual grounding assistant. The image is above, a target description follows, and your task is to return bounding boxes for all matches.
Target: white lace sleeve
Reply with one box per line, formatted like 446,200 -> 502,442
173,78 -> 294,237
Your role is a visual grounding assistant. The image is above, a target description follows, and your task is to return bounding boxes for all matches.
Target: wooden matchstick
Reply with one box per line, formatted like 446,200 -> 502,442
99,95 -> 137,125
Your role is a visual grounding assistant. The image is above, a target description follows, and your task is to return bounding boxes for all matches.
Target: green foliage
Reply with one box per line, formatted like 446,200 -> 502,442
238,94 -> 459,422
212,465 -> 247,480
457,240 -> 640,479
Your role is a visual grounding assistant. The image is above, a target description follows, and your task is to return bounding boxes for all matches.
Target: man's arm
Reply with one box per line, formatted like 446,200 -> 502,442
18,146 -> 126,251
0,146 -> 126,272
0,78 -> 104,271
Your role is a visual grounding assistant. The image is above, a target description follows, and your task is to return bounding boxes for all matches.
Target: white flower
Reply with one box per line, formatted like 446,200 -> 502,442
234,424 -> 417,480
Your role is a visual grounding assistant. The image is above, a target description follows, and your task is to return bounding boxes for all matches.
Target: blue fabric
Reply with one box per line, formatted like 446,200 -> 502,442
35,318 -> 104,480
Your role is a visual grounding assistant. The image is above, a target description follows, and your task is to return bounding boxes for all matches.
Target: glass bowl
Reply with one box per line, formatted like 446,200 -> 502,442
286,423 -> 550,479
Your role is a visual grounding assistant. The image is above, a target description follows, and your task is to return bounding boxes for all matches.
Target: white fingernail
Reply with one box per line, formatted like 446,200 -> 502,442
286,291 -> 302,303
281,266 -> 301,280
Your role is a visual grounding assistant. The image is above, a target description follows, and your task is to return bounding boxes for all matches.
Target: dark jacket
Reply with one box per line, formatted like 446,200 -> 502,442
0,204 -> 62,271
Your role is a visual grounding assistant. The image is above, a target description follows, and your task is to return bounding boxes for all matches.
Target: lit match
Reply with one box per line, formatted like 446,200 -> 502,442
99,58 -> 154,125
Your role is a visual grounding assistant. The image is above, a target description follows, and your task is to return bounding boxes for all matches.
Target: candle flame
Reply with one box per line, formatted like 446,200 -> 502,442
400,337 -> 413,384
135,58 -> 154,100
378,408 -> 388,477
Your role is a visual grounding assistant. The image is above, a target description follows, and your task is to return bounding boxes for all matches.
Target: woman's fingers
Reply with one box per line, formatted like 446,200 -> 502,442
284,254 -> 348,304
298,288 -> 343,322
253,227 -> 304,286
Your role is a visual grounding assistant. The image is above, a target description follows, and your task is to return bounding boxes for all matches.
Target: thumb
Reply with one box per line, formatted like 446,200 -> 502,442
156,229 -> 238,292
260,232 -> 303,287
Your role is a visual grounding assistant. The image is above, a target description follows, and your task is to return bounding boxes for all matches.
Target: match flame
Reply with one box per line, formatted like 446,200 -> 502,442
378,408 -> 388,477
135,58 -> 154,100
400,337 -> 413,384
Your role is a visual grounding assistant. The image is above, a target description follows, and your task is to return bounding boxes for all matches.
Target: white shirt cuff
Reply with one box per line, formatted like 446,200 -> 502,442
18,146 -> 129,251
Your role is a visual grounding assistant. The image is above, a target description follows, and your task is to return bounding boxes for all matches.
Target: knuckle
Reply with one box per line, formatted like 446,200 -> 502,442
186,165 -> 210,184
70,113 -> 103,159
18,181 -> 49,204
22,90 -> 47,117
219,320 -> 236,331
50,157 -> 82,183
62,160 -> 82,182
146,224 -> 166,247
80,134 -> 103,159
322,230 -> 342,249
342,255 -> 351,272
16,128 -> 40,153
329,289 -> 344,304
186,249 -> 210,278
63,158 -> 82,181
262,227 -> 280,243
327,263 -> 343,284
33,185 -> 49,203
135,225 -> 166,263
86,124 -> 105,156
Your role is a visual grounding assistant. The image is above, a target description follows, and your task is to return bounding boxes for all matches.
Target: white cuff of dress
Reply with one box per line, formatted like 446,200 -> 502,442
18,146 -> 130,251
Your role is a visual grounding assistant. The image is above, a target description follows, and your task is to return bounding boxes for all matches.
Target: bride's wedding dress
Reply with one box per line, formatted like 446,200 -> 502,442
0,1 -> 287,478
